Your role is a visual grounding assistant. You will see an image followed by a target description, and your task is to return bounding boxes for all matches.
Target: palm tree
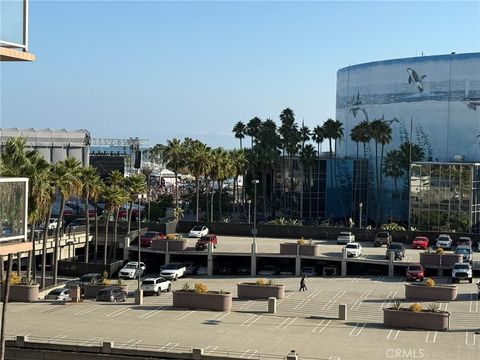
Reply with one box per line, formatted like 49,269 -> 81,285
188,142 -> 211,221
246,117 -> 262,148
102,184 -> 128,264
158,138 -> 184,209
125,173 -> 147,233
232,121 -> 246,150
312,125 -> 325,217
106,171 -> 126,261
230,149 -> 248,217
383,149 -> 404,194
279,108 -> 296,215
357,120 -> 372,159
350,123 -> 364,159
323,118 -> 344,190
51,158 -> 82,285
300,122 -> 311,149
300,144 -> 316,219
80,166 -> 102,264
0,253 -> 13,360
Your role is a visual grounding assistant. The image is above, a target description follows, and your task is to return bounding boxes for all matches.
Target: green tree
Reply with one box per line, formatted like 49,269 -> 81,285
125,173 -> 147,233
300,144 -> 317,219
232,121 -> 246,150
187,141 -> 212,221
102,184 -> 128,264
158,138 -> 184,209
383,149 -> 404,193
246,117 -> 262,148
322,118 -> 344,191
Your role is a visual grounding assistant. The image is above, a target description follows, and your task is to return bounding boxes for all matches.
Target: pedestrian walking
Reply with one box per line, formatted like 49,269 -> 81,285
299,275 -> 307,291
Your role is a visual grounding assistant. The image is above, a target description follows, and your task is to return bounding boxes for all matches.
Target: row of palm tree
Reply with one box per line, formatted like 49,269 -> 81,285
0,137 -> 147,289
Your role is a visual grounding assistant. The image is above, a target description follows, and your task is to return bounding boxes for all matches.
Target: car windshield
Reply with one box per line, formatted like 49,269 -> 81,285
142,280 -> 154,285
303,268 -> 313,273
415,237 -> 426,241
346,244 -> 357,248
49,289 -> 66,295
125,263 -> 137,269
339,232 -> 351,236
143,232 -> 157,238
191,226 -> 203,231
377,232 -> 388,237
78,275 -> 96,282
389,244 -> 401,249
456,248 -> 471,254
408,266 -> 421,271
438,236 -> 449,241
165,264 -> 179,270
455,264 -> 470,270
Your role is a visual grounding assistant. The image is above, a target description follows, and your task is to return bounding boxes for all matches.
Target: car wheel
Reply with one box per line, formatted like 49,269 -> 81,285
469,279 -> 473,283
167,284 -> 171,292
174,275 -> 178,281
157,289 -> 161,296
113,298 -> 117,303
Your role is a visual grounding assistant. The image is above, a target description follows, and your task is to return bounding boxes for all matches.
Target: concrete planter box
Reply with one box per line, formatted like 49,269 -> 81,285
383,308 -> 450,331
279,243 -> 320,256
237,283 -> 285,299
419,253 -> 463,268
151,239 -> 188,251
405,283 -> 458,301
83,284 -> 129,299
173,291 -> 232,311
0,284 -> 39,302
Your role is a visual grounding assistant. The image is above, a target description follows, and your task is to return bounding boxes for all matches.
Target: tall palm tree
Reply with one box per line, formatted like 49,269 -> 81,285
106,171 -> 126,261
230,149 -> 248,217
232,121 -> 246,150
246,117 -> 262,148
125,173 -> 147,233
356,120 -> 372,159
350,123 -> 364,159
51,158 -> 82,285
383,149 -> 404,194
102,184 -> 128,264
312,125 -> 325,217
158,138 -> 184,209
279,108 -> 296,215
322,118 -> 344,191
188,142 -> 211,221
300,144 -> 316,219
80,166 -> 102,264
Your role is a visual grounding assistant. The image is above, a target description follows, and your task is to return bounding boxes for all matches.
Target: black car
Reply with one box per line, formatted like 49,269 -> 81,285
215,263 -> 235,275
95,286 -> 127,302
66,273 -> 103,292
236,264 -> 250,275
385,242 -> 405,260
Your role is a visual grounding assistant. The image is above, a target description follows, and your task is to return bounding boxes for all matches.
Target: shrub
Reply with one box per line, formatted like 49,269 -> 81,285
297,237 -> 305,246
436,248 -> 445,255
266,279 -> 276,286
181,283 -> 191,291
255,278 -> 267,286
116,278 -> 125,286
409,303 -> 422,312
7,273 -> 21,286
101,278 -> 111,285
194,282 -> 208,294
20,277 -> 36,286
166,233 -> 176,240
391,300 -> 402,310
425,278 -> 435,287
427,303 -> 440,313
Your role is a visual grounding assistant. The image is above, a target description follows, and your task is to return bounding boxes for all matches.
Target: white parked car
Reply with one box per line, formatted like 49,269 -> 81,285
301,267 -> 316,277
344,243 -> 362,257
452,262 -> 472,283
47,218 -> 61,230
141,277 -> 171,295
258,265 -> 276,276
436,234 -> 453,250
44,287 -> 70,301
118,261 -> 146,279
160,263 -> 186,281
337,232 -> 355,244
189,226 -> 209,238
197,266 -> 208,276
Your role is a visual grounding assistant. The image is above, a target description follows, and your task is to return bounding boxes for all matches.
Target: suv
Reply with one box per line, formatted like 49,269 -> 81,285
452,262 -> 473,283
374,232 -> 392,247
385,242 -> 405,260
436,234 -> 453,250
195,234 -> 218,251
457,237 -> 472,249
141,277 -> 171,295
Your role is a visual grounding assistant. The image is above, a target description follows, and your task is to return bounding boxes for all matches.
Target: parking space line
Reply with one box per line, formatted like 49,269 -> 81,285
11,303 -> 42,313
205,346 -> 218,354
469,293 -> 478,313
278,292 -> 294,304
240,349 -> 258,359
79,337 -> 102,347
323,291 -> 345,310
105,307 -> 131,318
348,323 -> 365,336
209,312 -> 230,322
158,342 -> 179,352
138,306 -> 168,319
351,290 -> 371,310
294,290 -> 320,310
386,329 -> 400,340
328,356 -> 341,360
374,276 -> 384,283
173,310 -> 195,321
239,300 -> 253,310
117,339 -> 142,349
241,314 -> 262,327
465,332 -> 476,346
312,319 -> 331,334
277,317 -> 297,330
74,305 -> 102,316
425,331 -> 437,343
48,335 -> 66,343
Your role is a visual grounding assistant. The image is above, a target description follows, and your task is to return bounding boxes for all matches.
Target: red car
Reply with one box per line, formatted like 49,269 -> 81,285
406,265 -> 424,281
140,231 -> 163,247
412,236 -> 429,249
195,234 -> 218,251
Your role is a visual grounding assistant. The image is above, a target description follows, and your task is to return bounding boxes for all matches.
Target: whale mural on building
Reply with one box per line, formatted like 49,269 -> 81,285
407,68 -> 427,93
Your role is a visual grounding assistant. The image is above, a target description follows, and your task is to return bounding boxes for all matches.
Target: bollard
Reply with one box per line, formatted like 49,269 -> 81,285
341,248 -> 347,277
251,243 -> 257,277
134,289 -> 143,305
16,335 -> 26,347
268,297 -> 277,314
102,341 -> 113,354
192,348 -> 204,360
388,251 -> 394,277
208,242 -> 213,277
338,304 -> 347,320
285,350 -> 298,360
69,285 -> 81,303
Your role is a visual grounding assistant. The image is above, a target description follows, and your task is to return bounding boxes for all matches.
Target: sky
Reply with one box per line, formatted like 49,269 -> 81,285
1,0 -> 479,150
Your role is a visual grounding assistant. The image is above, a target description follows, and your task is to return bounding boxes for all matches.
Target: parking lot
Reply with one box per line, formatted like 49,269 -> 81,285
5,275 -> 480,360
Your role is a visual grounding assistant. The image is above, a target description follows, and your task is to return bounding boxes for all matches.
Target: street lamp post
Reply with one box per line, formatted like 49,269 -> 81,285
252,180 -> 259,244
359,202 -> 363,229
137,194 -> 146,291
247,200 -> 252,224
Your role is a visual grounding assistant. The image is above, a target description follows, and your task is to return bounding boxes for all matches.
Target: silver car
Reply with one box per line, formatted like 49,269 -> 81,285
44,287 -> 70,301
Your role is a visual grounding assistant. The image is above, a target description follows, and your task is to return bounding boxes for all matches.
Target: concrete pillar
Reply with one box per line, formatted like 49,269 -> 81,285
134,289 -> 144,305
295,245 -> 301,277
16,335 -> 26,347
268,297 -> 276,314
0,255 -> 4,281
192,348 -> 204,360
17,252 -> 21,275
388,252 -> 394,277
438,255 -> 443,276
69,285 -> 81,303
286,350 -> 298,360
165,240 -> 170,265
102,341 -> 113,354
341,248 -> 347,277
207,242 -> 213,277
338,304 -> 347,320
123,237 -> 130,260
250,243 -> 257,277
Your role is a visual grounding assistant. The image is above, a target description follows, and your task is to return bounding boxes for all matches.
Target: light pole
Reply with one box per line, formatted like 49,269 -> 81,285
252,180 -> 259,244
247,200 -> 252,224
359,202 -> 363,229
137,193 -> 146,291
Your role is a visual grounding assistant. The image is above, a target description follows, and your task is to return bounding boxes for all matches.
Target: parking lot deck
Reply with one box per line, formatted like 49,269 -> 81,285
4,276 -> 480,360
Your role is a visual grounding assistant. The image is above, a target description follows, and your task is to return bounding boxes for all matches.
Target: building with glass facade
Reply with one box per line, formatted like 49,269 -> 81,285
410,162 -> 480,233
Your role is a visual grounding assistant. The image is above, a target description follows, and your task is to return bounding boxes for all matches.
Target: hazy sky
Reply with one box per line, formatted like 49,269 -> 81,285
1,1 -> 479,149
